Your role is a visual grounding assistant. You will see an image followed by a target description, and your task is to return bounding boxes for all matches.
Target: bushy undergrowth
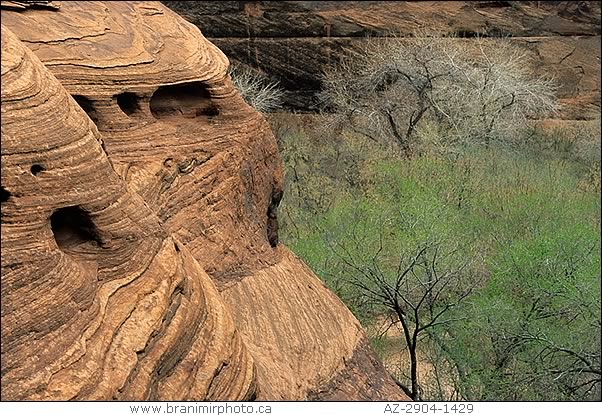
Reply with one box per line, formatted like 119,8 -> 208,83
272,113 -> 601,400
229,64 -> 285,113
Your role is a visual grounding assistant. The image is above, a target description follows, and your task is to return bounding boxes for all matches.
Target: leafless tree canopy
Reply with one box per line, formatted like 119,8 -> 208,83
325,223 -> 481,400
230,64 -> 285,113
321,32 -> 558,156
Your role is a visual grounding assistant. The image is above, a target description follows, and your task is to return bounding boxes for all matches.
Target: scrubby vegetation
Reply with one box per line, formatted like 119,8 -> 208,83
229,64 -> 285,113
270,112 -> 600,401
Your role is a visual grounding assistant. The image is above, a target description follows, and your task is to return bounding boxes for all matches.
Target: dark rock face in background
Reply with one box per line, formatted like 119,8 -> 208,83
163,1 -> 600,119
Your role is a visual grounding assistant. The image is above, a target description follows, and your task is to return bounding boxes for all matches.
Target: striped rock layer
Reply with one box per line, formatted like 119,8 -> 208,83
0,1 -> 407,401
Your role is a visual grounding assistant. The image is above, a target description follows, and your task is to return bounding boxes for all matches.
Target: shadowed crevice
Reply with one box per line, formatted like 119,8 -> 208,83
1,186 -> 10,203
72,95 -> 99,124
267,188 -> 283,247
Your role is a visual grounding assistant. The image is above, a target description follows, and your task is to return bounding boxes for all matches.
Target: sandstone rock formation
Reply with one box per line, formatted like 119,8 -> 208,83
164,1 -> 601,119
0,1 -> 407,401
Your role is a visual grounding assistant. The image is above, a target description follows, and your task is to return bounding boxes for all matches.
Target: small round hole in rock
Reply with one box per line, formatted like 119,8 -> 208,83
116,92 -> 142,116
30,164 -> 44,176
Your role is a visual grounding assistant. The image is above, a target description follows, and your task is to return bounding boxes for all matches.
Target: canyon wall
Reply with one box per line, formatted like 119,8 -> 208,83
164,1 -> 601,119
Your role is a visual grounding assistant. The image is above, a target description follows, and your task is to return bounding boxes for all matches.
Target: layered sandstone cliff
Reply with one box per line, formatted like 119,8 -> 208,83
0,1 -> 406,401
164,1 -> 601,119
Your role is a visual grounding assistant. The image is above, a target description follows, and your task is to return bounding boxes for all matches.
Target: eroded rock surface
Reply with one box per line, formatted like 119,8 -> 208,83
164,1 -> 601,119
0,1 -> 407,401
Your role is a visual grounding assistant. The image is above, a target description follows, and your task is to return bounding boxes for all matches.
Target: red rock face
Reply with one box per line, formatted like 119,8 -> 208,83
164,1 -> 601,119
0,1 -> 407,401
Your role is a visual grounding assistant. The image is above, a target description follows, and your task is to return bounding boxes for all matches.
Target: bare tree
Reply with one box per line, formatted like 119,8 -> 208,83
229,64 -> 285,113
321,32 -> 557,157
325,228 -> 481,400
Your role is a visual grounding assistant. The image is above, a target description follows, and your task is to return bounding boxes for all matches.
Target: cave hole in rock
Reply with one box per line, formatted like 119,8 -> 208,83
116,92 -> 143,116
30,164 -> 44,176
1,186 -> 10,203
51,206 -> 102,250
72,95 -> 99,124
150,82 -> 219,120
0,187 -> 10,222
